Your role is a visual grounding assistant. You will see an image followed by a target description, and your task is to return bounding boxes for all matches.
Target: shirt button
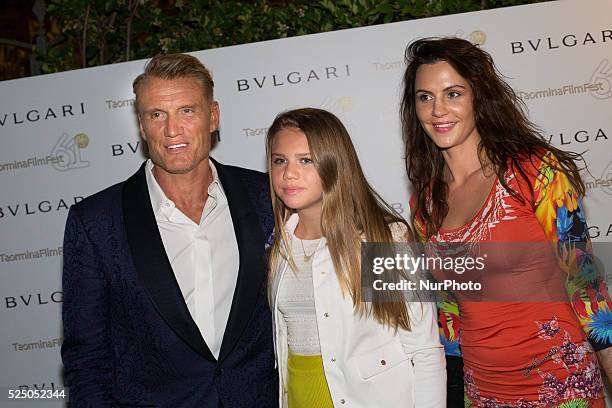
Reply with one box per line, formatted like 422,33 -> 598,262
324,312 -> 329,318
380,360 -> 386,366
331,357 -> 336,362
340,399 -> 346,404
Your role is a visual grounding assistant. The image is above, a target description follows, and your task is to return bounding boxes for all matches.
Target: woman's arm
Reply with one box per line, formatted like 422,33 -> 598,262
532,152 -> 612,378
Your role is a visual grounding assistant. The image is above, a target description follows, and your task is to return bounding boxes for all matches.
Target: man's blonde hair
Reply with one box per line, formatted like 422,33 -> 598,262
133,53 -> 214,111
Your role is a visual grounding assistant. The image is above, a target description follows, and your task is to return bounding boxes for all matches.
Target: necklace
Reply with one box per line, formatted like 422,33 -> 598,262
299,238 -> 319,262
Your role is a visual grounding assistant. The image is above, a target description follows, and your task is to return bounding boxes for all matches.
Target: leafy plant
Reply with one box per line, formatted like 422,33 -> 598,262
39,0 -> 551,74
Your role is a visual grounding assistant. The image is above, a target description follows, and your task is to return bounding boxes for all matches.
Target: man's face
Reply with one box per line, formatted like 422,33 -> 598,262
137,76 -> 219,176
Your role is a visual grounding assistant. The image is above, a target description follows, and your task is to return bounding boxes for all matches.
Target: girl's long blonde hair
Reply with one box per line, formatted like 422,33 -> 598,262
267,108 -> 413,331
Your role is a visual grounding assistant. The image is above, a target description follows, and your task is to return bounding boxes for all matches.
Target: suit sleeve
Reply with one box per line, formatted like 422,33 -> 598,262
532,152 -> 612,351
61,206 -> 113,406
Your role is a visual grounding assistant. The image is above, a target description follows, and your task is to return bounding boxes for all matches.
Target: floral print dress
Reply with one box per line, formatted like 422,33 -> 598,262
416,151 -> 611,407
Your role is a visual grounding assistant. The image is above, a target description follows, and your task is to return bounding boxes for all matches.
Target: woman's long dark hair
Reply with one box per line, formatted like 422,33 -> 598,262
400,37 -> 585,239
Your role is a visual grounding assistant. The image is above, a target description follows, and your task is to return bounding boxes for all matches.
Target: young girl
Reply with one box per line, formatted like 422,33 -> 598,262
266,107 -> 445,408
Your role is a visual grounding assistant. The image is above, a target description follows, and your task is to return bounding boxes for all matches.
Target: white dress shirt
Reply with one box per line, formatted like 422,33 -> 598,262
145,159 -> 239,359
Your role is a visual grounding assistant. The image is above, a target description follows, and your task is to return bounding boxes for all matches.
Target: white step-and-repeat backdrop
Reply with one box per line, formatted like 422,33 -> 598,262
1,0 -> 611,405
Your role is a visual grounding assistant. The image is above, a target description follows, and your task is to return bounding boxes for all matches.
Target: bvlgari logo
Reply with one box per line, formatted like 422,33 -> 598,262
0,196 -> 83,219
510,30 -> 611,54
111,140 -> 144,156
546,127 -> 608,146
589,223 -> 612,239
237,64 -> 351,92
0,102 -> 85,127
4,291 -> 63,309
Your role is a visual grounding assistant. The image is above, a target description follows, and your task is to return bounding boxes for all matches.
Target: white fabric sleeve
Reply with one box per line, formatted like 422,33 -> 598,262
399,299 -> 447,407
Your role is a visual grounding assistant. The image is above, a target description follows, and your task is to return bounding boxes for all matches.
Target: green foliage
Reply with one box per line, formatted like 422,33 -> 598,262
40,0 -> 551,74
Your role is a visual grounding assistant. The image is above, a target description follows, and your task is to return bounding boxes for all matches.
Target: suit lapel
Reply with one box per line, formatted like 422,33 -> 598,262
122,163 -> 215,361
214,160 -> 267,362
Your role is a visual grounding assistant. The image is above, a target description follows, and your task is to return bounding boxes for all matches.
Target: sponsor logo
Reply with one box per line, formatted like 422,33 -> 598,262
0,103 -> 85,127
586,159 -> 612,195
243,127 -> 269,137
468,30 -> 487,46
517,83 -> 603,101
106,98 -> 135,110
12,337 -> 62,352
4,291 -> 63,310
0,132 -> 90,173
589,59 -> 612,99
589,224 -> 612,239
111,140 -> 144,157
510,30 -> 612,54
50,132 -> 90,171
0,196 -> 83,219
373,60 -> 404,72
11,381 -> 63,392
585,176 -> 612,192
242,96 -> 354,138
454,29 -> 488,46
0,155 -> 65,173
236,64 -> 351,92
546,127 -> 608,146
320,95 -> 354,116
0,247 -> 63,263
372,31 -> 485,73
390,203 -> 406,216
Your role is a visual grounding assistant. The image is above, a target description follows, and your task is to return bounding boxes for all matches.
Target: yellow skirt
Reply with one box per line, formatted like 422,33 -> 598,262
287,352 -> 334,408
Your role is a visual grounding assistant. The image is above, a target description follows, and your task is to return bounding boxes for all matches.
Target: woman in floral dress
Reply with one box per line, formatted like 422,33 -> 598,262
401,37 -> 612,407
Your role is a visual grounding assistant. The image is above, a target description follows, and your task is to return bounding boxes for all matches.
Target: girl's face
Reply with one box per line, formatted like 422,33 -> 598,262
270,127 -> 323,219
414,60 -> 480,154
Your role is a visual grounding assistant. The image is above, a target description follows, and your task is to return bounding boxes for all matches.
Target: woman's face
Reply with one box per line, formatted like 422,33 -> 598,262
414,60 -> 480,153
270,127 -> 323,219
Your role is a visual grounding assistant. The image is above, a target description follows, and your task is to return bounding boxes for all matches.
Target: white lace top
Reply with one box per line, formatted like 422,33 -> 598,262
277,233 -> 322,356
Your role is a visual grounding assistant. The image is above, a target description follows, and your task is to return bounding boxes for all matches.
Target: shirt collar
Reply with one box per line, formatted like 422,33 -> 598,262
145,159 -> 224,216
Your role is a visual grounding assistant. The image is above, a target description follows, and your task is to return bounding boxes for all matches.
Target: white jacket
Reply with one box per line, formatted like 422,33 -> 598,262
270,214 -> 446,407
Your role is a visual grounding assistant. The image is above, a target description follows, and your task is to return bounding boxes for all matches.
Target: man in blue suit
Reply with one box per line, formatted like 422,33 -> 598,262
61,53 -> 277,407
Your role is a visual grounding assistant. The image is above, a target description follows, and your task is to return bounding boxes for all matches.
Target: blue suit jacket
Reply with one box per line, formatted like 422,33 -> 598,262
61,160 -> 278,407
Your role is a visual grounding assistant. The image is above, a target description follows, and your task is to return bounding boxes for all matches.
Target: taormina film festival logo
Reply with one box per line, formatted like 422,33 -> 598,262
0,132 -> 90,174
50,132 -> 90,171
